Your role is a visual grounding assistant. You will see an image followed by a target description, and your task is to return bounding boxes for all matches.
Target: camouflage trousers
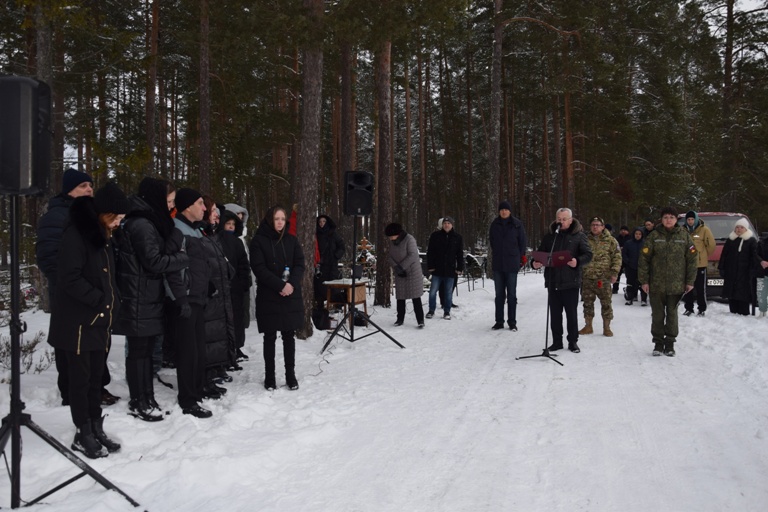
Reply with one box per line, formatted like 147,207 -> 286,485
649,292 -> 682,346
581,277 -> 614,320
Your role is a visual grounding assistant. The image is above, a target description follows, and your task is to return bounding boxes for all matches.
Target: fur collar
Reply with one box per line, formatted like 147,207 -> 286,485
729,228 -> 754,241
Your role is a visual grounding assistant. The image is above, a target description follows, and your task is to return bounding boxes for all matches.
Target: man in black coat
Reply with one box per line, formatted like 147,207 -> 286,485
113,177 -> 189,421
531,207 -> 593,353
165,188 -> 219,418
489,201 -> 527,331
426,216 -> 464,320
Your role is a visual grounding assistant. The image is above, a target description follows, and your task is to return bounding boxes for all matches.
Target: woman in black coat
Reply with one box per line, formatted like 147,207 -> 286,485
314,215 -> 345,304
48,183 -> 129,459
718,218 -> 767,315
218,209 -> 252,360
113,177 -> 189,421
249,206 -> 305,391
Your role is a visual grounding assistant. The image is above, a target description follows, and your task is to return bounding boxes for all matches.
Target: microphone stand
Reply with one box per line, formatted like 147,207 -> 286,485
517,224 -> 564,366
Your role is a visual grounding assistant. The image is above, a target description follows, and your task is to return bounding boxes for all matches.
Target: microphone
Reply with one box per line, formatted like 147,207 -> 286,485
555,222 -> 562,233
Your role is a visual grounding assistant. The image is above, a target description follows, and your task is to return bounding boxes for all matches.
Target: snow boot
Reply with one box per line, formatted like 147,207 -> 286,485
664,341 -> 676,357
143,357 -> 162,411
92,415 -> 121,453
128,397 -> 164,422
284,336 -> 298,390
652,342 -> 663,356
603,319 -> 613,337
578,317 -> 593,335
72,423 -> 107,459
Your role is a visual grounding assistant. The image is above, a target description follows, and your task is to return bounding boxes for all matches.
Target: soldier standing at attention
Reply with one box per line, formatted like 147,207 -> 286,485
579,217 -> 622,337
639,207 -> 697,357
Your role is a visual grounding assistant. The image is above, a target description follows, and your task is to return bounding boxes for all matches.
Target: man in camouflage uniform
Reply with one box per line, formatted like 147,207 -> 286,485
579,217 -> 622,336
639,206 -> 697,357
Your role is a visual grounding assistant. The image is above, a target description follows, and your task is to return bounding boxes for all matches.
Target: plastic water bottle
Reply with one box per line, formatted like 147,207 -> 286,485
282,266 -> 290,282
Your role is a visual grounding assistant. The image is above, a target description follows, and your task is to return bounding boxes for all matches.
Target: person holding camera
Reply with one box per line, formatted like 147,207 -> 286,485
385,223 -> 425,328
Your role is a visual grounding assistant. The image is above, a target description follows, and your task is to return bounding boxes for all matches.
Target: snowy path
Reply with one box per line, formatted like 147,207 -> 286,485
2,272 -> 767,511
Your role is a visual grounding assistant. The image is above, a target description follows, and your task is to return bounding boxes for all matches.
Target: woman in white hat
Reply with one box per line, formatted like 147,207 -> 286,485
718,218 -> 768,315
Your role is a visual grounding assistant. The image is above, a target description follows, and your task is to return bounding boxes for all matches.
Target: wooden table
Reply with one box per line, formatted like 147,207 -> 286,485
324,279 -> 368,327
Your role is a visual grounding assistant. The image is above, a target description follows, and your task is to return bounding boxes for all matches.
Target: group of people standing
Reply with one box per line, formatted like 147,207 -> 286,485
36,169 -> 349,460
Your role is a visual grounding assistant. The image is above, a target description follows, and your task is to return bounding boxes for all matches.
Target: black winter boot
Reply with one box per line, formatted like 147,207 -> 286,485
263,337 -> 277,390
284,336 -> 298,390
72,423 -> 107,459
143,358 -> 161,410
128,397 -> 164,422
91,415 -> 121,453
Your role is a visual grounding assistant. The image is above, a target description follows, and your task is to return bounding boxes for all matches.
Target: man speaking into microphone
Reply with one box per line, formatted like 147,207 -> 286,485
531,208 -> 592,353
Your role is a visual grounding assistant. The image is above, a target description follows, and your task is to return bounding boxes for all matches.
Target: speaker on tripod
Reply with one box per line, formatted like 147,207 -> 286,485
0,75 -> 139,509
343,170 -> 373,216
0,76 -> 51,196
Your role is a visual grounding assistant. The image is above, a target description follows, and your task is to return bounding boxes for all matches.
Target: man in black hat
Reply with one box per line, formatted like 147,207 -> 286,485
489,201 -> 527,331
36,168 -> 124,406
426,216 -> 464,320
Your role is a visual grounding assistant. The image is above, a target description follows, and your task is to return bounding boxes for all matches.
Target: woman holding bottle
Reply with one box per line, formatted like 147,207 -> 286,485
249,205 -> 305,390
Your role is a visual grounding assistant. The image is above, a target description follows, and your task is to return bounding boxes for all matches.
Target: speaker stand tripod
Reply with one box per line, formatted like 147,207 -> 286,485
0,195 -> 141,509
320,215 -> 404,354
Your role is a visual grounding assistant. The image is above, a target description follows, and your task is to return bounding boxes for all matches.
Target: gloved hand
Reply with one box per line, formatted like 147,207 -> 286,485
178,303 -> 192,318
208,282 -> 219,298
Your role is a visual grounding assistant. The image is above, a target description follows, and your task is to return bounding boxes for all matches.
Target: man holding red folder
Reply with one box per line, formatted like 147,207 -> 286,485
531,208 -> 593,353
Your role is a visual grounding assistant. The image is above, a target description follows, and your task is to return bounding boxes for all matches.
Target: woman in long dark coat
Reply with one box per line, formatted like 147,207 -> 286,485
314,215 -> 345,304
385,223 -> 425,328
249,206 -> 305,391
718,218 -> 767,315
49,183 -> 129,459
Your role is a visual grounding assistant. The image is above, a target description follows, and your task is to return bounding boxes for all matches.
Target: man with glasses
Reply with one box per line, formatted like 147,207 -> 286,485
579,217 -> 622,337
639,207 -> 697,357
531,208 -> 592,353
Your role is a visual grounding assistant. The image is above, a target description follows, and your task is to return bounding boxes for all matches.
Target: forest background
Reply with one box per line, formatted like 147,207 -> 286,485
1,0 -> 766,336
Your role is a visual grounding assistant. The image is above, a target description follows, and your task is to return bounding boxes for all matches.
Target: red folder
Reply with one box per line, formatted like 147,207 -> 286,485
531,250 -> 572,268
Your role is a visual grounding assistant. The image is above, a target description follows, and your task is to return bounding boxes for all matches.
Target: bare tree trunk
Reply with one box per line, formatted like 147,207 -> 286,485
146,0 -> 160,174
375,40 -> 393,308
296,0 -> 324,339
199,0 -> 211,192
489,0 -> 503,210
562,37 -> 575,207
404,59 -> 413,233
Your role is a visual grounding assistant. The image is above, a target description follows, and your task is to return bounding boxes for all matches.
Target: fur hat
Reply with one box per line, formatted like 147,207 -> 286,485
62,168 -> 93,195
384,223 -> 403,237
498,201 -> 512,212
94,182 -> 129,214
175,188 -> 202,213
734,218 -> 750,230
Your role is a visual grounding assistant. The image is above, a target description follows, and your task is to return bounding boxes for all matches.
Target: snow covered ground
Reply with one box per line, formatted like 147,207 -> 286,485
1,271 -> 767,511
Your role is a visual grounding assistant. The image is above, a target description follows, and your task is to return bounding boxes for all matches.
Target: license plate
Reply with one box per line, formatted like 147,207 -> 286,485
707,279 -> 724,286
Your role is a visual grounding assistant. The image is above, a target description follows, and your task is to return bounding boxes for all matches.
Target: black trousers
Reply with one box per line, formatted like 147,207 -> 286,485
548,287 -> 580,344
683,268 -> 707,312
729,299 -> 750,315
263,331 -> 296,378
65,350 -> 104,428
174,303 -> 206,408
396,297 -> 424,324
625,267 -> 647,302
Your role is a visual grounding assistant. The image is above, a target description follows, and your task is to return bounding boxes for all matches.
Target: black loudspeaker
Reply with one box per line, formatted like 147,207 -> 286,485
0,76 -> 52,196
344,171 -> 373,216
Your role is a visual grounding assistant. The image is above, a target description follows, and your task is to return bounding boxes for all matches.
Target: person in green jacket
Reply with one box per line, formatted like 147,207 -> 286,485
639,207 -> 697,357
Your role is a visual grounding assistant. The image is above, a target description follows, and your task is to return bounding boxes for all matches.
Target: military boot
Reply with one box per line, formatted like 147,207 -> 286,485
578,317 -> 593,335
603,319 -> 613,337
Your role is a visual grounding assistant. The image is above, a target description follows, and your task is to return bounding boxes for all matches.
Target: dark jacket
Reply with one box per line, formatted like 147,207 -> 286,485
535,219 -> 593,291
250,218 -> 306,333
35,194 -> 74,296
203,234 -> 236,368
621,228 -> 645,271
316,215 -> 345,280
719,229 -> 761,303
758,233 -> 768,279
48,197 -> 119,353
166,215 -> 218,306
426,228 -> 464,277
113,195 -> 189,337
489,215 -> 527,273
216,210 -> 251,349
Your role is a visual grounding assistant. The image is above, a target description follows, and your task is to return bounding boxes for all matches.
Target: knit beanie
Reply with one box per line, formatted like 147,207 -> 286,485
94,182 -> 130,214
498,201 -> 512,212
62,168 -> 93,195
175,188 -> 202,213
443,216 -> 455,225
